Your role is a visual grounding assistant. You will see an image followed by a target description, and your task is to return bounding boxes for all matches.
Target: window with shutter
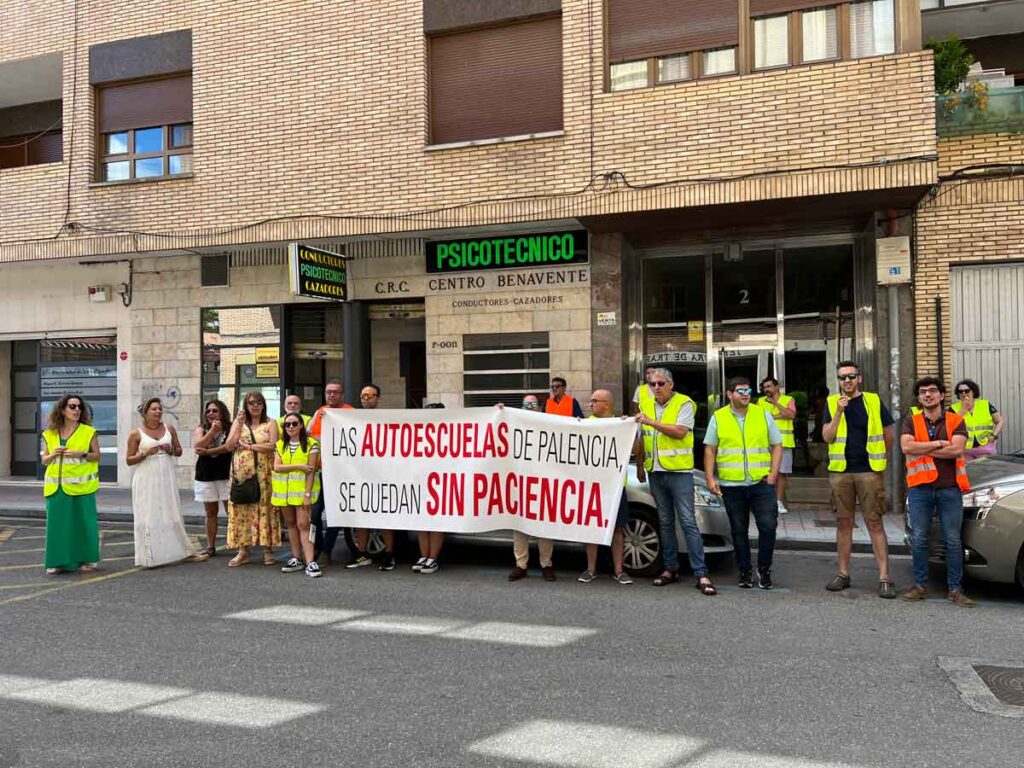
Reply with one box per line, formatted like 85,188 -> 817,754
428,16 -> 563,145
754,15 -> 790,69
97,75 -> 193,181
850,0 -> 895,58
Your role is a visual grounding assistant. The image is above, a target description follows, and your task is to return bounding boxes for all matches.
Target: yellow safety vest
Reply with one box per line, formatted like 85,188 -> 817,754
271,439 -> 321,506
759,395 -> 795,448
714,404 -> 773,482
276,413 -> 311,430
640,393 -> 695,471
827,392 -> 887,472
636,384 -> 654,412
42,425 -> 99,497
951,400 -> 994,448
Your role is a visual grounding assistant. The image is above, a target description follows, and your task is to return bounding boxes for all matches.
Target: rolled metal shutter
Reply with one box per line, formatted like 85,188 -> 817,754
607,0 -> 739,63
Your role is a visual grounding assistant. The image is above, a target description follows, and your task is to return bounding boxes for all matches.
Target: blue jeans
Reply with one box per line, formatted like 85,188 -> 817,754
311,490 -> 342,560
907,485 -> 964,591
647,471 -> 707,577
721,481 -> 778,574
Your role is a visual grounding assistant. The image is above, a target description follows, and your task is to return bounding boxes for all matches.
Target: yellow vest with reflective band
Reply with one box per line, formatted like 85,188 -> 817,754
759,395 -> 795,448
641,392 -> 695,471
42,425 -> 99,497
271,439 -> 321,506
714,404 -> 773,482
951,400 -> 994,448
827,392 -> 887,472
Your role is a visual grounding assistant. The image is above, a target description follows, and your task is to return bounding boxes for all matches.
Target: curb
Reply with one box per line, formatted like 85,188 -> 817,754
0,508 -> 908,555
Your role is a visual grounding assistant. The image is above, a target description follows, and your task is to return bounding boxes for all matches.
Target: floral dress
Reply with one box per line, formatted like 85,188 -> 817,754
226,421 -> 280,548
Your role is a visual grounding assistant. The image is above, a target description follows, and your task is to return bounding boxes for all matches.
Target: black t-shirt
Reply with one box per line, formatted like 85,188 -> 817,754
902,414 -> 968,488
826,395 -> 894,473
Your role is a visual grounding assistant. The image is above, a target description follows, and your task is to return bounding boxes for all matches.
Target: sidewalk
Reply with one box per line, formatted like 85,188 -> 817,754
0,480 -> 907,553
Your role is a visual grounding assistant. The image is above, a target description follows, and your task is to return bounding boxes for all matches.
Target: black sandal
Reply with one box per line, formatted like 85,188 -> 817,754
652,571 -> 679,587
696,577 -> 718,596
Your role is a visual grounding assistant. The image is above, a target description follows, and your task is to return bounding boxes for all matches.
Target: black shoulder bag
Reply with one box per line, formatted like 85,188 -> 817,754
229,425 -> 261,504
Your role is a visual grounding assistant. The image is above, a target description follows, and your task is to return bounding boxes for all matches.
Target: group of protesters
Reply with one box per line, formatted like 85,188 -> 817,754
40,363 -> 1002,607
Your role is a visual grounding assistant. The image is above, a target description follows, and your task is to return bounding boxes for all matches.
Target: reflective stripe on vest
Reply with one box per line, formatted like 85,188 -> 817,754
759,395 -> 795,448
640,393 -> 695,471
905,412 -> 971,492
827,392 -> 888,472
951,400 -> 994,448
544,395 -> 576,417
42,425 -> 99,497
714,404 -> 773,482
271,439 -> 321,506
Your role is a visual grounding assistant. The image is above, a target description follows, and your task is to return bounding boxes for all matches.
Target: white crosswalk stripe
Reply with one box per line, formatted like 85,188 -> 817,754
139,691 -> 323,729
224,604 -> 598,647
6,678 -> 189,713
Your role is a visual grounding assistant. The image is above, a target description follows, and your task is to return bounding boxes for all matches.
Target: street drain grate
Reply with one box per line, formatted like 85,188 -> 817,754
938,657 -> 1024,718
973,665 -> 1024,707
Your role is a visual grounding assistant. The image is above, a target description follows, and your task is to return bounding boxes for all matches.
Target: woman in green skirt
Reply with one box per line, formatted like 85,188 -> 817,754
41,394 -> 101,574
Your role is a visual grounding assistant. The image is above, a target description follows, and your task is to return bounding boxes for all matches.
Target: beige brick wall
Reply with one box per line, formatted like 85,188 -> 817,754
914,133 -> 1024,378
1,2 -> 936,262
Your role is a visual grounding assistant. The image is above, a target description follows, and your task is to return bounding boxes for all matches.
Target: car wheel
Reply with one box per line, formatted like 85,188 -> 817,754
343,528 -> 387,559
622,505 -> 661,577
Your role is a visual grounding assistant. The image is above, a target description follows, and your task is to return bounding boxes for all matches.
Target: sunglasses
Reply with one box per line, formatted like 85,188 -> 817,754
956,389 -> 971,396
205,407 -> 220,413
283,421 -> 302,428
246,401 -> 262,407
550,384 -> 564,390
67,403 -> 82,410
651,381 -> 668,388
522,402 -> 539,408
837,374 -> 859,381
733,388 -> 752,395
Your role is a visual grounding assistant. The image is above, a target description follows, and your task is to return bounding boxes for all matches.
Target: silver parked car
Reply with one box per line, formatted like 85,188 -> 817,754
910,454 -> 1024,591
344,470 -> 733,577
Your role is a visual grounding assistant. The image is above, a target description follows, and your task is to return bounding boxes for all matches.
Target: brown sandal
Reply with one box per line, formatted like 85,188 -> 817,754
263,549 -> 276,566
696,577 -> 718,596
652,570 -> 679,587
228,549 -> 249,567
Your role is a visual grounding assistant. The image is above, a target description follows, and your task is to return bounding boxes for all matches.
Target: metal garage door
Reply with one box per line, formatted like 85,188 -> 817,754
950,263 -> 1024,454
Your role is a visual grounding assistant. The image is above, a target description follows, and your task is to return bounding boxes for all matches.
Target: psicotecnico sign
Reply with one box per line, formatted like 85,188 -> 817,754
426,230 -> 588,275
289,243 -> 348,301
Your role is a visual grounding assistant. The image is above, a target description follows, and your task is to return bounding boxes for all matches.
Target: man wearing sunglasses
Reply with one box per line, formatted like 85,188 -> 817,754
308,379 -> 354,567
521,394 -> 541,412
544,377 -> 584,418
705,377 -> 783,589
636,368 -> 716,594
822,361 -> 896,598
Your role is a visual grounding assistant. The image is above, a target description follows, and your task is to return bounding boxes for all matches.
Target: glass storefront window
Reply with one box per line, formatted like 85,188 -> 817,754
202,306 -> 282,417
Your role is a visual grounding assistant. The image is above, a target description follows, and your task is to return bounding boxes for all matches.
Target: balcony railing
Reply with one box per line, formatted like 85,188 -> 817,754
936,85 -> 1024,137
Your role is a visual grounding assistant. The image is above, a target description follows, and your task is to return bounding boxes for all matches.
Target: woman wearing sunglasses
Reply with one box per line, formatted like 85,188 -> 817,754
272,416 -> 321,578
225,392 -> 280,567
950,379 -> 1004,460
41,394 -> 101,575
193,399 -> 232,556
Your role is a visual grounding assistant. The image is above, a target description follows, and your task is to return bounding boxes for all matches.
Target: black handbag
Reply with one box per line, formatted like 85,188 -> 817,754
229,426 -> 261,504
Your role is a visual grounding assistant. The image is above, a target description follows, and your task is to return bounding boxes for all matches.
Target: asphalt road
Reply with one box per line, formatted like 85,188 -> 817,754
2,517 -> 1023,768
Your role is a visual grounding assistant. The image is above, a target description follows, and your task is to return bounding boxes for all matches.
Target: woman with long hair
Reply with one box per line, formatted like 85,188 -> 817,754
272,416 -> 321,578
225,391 -> 280,566
951,379 -> 1005,460
127,397 -> 209,568
41,394 -> 101,575
193,399 -> 232,556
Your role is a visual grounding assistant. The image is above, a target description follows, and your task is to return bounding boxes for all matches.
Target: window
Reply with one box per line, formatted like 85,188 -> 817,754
610,60 -> 648,91
850,0 -> 895,58
201,306 -> 283,417
703,47 -> 738,76
100,123 -> 192,182
754,15 -> 789,70
462,332 -> 550,407
802,7 -> 838,63
96,74 -> 192,181
657,54 -> 692,84
428,17 -> 563,145
0,130 -> 62,169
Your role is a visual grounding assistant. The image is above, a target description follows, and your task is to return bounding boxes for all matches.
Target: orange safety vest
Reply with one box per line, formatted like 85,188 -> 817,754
905,412 -> 971,492
544,395 -> 576,417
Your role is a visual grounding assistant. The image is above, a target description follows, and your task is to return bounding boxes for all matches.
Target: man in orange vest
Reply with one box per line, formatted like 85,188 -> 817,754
308,379 -> 355,566
544,377 -> 584,418
900,376 -> 974,607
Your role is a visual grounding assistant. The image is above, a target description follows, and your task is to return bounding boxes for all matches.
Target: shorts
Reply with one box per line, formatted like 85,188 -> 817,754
194,479 -> 230,503
829,471 -> 885,520
779,448 -> 793,475
614,491 -> 631,529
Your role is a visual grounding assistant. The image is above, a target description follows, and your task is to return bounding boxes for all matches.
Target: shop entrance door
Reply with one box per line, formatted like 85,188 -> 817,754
717,348 -> 775,403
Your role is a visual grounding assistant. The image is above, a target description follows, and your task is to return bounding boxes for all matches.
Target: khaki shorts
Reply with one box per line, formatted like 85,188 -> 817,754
829,471 -> 886,520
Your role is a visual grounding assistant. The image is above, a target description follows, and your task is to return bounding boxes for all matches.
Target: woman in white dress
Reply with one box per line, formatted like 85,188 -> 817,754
126,397 -> 209,568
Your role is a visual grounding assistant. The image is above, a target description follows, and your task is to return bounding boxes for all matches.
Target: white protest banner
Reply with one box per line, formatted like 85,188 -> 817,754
321,407 -> 637,546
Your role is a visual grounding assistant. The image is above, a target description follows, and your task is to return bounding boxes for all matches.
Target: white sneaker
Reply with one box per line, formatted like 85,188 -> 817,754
420,558 -> 439,574
411,557 -> 428,572
777,500 -> 789,515
305,561 -> 322,578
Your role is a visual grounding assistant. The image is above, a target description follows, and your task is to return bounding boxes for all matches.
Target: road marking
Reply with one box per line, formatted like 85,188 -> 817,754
337,615 -> 471,636
468,720 -> 702,768
444,621 -> 597,647
0,566 -> 141,606
692,752 -> 861,767
225,606 -> 371,625
0,675 -> 324,729
140,691 -> 323,728
0,582 -> 55,591
0,528 -> 14,544
0,555 -> 134,572
6,678 -> 189,713
0,541 -> 134,556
